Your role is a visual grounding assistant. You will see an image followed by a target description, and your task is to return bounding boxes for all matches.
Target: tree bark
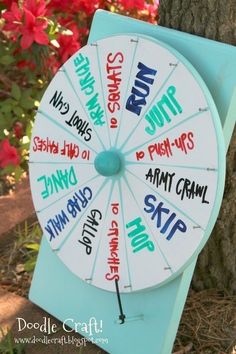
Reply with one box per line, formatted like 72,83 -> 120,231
159,0 -> 236,45
159,0 -> 236,293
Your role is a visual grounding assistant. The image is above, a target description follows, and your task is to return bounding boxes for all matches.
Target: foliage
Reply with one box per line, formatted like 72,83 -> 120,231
0,327 -> 25,354
0,0 -> 159,186
13,220 -> 42,273
23,241 -> 40,272
0,219 -> 42,296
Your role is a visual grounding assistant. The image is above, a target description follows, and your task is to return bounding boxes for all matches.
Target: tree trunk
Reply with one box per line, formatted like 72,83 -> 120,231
159,0 -> 236,293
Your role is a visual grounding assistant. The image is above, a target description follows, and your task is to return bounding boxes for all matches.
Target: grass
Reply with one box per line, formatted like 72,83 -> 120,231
7,220 -> 41,272
0,219 -> 42,297
0,328 -> 25,354
15,221 -> 41,273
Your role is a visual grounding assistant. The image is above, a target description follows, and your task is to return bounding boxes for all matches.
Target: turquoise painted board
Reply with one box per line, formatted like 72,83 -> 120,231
30,237 -> 197,354
30,33 -> 225,290
29,10 -> 236,354
89,10 -> 236,150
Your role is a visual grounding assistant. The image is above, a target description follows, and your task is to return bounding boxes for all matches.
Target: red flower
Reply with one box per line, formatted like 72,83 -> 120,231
2,0 -> 15,9
57,24 -> 81,63
2,2 -> 23,32
13,122 -> 24,139
119,0 -> 145,10
47,0 -> 71,13
0,139 -> 20,168
46,55 -> 61,74
145,2 -> 159,23
20,8 -> 48,49
23,0 -> 47,17
77,0 -> 101,15
17,59 -> 36,70
47,0 -> 100,14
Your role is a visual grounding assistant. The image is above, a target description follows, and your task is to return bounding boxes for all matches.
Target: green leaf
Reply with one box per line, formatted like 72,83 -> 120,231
0,3 -> 7,10
13,106 -> 24,116
0,55 -> 15,65
4,97 -> 18,106
0,132 -> 5,139
25,121 -> 33,138
20,98 -> 34,109
48,33 -> 58,41
24,258 -> 37,272
21,142 -> 30,151
48,20 -> 58,35
0,114 -> 11,130
25,243 -> 40,251
20,91 -> 36,109
1,104 -> 12,113
22,88 -> 33,97
11,83 -> 21,101
14,166 -> 24,182
1,164 -> 15,176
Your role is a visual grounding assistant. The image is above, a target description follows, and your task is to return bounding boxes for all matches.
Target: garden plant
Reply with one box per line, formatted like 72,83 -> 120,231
0,0 -> 159,191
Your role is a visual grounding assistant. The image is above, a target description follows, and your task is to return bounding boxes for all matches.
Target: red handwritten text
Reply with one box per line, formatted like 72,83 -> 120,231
105,203 -> 120,281
33,136 -> 91,160
135,131 -> 194,161
106,52 -> 124,129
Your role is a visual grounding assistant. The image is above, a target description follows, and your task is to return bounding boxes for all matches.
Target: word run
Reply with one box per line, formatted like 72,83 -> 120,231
78,209 -> 102,255
144,194 -> 187,241
74,54 -> 105,126
106,52 -> 124,129
37,166 -> 78,200
135,131 -> 194,161
125,217 -> 155,253
146,168 -> 210,204
145,86 -> 183,135
45,187 -> 92,241
126,62 -> 157,116
106,203 -> 120,281
49,90 -> 92,142
33,136 -> 91,160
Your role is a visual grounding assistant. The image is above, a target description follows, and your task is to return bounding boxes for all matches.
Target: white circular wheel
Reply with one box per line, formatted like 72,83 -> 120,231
29,34 -> 225,293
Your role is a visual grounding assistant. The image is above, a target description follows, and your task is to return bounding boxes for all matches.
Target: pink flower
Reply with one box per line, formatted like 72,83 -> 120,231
0,139 -> 20,168
20,8 -> 48,49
